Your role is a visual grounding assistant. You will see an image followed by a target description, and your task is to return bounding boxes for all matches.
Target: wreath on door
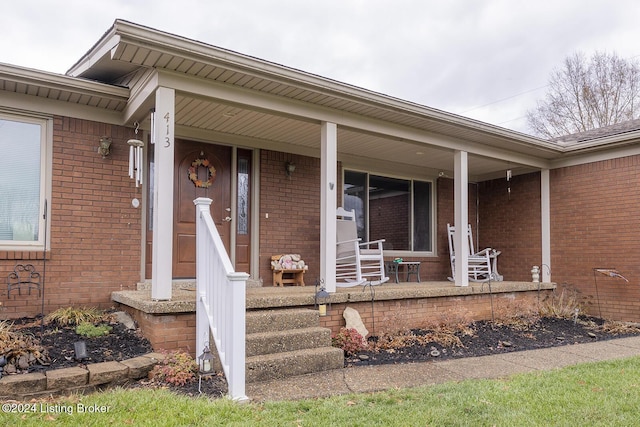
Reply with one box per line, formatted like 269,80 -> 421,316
188,158 -> 217,188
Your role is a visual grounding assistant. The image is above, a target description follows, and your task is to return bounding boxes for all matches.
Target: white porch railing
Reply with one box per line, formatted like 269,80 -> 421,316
194,197 -> 249,402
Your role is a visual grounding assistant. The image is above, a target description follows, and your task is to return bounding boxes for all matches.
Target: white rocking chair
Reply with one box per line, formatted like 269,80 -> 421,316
447,223 -> 503,282
336,207 -> 389,287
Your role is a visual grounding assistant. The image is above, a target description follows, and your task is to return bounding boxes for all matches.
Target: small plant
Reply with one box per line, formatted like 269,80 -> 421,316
540,284 -> 583,319
45,306 -> 104,326
149,351 -> 199,386
331,327 -> 367,355
75,322 -> 112,338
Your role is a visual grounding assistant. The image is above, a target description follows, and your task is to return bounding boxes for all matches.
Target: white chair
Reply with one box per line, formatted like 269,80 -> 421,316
336,208 -> 389,287
447,224 -> 502,282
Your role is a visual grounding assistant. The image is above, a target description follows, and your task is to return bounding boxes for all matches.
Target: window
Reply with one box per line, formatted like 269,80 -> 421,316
343,170 -> 433,253
0,113 -> 49,249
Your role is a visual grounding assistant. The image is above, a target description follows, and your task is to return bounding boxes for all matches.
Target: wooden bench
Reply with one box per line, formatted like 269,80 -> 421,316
271,254 -> 307,287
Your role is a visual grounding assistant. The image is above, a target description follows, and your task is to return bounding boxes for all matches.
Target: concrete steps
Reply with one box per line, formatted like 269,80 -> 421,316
245,308 -> 344,383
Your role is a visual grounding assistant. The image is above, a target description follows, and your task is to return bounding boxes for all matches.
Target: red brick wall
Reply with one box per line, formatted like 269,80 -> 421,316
120,306 -> 196,355
549,156 -> 640,321
478,172 -> 542,281
259,151 -> 322,286
1,117 -> 142,318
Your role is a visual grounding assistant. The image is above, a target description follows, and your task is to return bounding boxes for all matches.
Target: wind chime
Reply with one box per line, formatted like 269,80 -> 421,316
127,122 -> 144,187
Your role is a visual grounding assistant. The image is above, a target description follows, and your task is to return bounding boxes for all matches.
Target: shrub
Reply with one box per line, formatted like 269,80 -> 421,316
75,322 -> 112,338
149,351 -> 199,386
492,298 -> 540,329
45,307 -> 104,327
540,285 -> 583,319
331,327 -> 367,355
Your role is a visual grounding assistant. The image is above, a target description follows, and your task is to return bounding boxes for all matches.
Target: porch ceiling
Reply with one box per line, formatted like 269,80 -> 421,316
170,93 -> 521,178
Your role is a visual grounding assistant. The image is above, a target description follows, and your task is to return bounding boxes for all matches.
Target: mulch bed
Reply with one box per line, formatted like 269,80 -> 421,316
5,316 -> 228,398
346,316 -> 640,367
4,315 -> 640,399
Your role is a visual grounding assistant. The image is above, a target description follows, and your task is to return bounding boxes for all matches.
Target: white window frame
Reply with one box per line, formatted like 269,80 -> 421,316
342,168 -> 436,257
0,110 -> 52,251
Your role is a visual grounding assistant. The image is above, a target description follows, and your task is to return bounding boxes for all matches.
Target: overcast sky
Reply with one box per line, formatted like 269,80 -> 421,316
2,0 -> 639,135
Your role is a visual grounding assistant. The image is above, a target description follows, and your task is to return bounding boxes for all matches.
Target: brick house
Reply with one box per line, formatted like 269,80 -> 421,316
2,19 -> 640,331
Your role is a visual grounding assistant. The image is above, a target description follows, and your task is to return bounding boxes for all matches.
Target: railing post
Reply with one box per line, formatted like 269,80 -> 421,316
194,196 -> 249,402
227,272 -> 248,402
194,197 -> 213,360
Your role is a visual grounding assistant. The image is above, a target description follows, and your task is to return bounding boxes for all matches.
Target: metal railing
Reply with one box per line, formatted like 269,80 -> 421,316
194,197 -> 249,402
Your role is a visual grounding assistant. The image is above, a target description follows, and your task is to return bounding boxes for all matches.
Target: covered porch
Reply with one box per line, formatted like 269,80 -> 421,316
69,20 -> 558,301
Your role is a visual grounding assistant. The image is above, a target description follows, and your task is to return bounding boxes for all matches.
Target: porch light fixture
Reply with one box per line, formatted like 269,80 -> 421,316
285,161 -> 296,178
74,341 -> 88,360
198,344 -> 215,374
315,283 -> 330,317
98,137 -> 112,158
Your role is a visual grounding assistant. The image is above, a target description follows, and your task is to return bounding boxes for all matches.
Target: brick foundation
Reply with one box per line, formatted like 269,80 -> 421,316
319,290 -> 549,336
118,305 -> 197,356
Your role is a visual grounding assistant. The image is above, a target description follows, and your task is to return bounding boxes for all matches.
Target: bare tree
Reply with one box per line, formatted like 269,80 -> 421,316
527,51 -> 640,139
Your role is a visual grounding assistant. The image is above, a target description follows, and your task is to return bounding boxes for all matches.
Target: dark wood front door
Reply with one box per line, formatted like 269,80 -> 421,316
173,140 -> 231,278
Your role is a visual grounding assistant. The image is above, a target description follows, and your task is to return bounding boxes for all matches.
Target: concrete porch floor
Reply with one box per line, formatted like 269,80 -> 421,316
111,281 -> 556,314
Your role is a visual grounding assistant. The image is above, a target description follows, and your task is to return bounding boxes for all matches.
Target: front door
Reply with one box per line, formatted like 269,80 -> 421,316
173,140 -> 231,278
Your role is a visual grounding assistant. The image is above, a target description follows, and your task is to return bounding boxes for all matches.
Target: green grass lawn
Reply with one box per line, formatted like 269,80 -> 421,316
4,356 -> 640,426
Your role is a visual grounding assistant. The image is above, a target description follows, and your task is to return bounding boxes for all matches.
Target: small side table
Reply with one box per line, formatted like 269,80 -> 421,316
386,261 -> 421,283
400,262 -> 421,283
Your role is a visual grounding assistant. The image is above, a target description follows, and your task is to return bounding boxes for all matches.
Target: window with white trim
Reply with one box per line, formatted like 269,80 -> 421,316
0,113 -> 49,249
343,170 -> 433,253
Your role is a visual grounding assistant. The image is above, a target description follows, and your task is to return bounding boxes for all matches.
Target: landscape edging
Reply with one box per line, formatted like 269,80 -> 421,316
0,352 -> 165,401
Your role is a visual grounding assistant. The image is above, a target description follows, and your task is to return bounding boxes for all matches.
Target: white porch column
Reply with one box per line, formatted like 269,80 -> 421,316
454,150 -> 469,287
541,169 -> 551,282
320,122 -> 337,293
151,87 -> 175,300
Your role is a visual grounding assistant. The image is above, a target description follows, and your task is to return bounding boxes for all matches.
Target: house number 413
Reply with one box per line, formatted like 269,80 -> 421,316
164,112 -> 171,148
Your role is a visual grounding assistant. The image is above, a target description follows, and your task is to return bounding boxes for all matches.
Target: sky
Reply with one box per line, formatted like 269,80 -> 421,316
2,0 -> 640,135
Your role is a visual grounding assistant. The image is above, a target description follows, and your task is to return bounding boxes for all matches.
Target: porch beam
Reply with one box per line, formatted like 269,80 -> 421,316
321,122 -> 338,293
151,86 -> 175,300
541,169 -> 551,282
454,150 -> 469,287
